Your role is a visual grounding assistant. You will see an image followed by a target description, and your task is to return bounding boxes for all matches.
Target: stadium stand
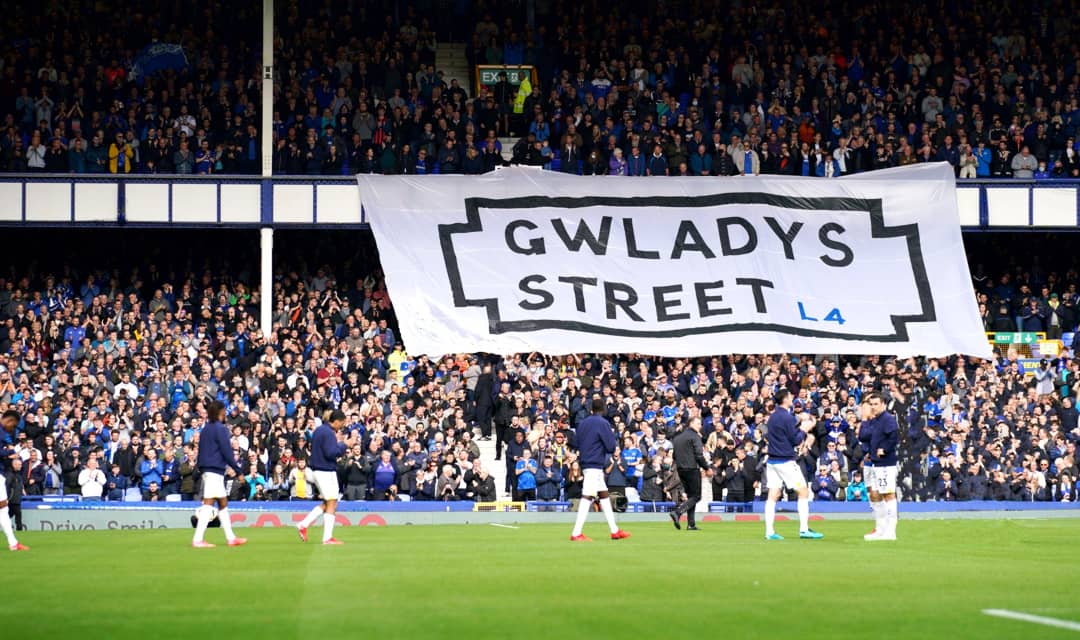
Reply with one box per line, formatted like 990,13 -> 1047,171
1,231 -> 1078,514
2,0 -> 1080,177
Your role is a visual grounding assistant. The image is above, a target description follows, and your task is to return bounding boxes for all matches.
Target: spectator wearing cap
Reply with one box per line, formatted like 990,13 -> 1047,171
105,462 -> 131,501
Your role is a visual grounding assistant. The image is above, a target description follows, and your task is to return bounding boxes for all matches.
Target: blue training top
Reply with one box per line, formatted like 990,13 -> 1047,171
310,423 -> 347,472
197,421 -> 243,476
576,415 -> 617,470
859,411 -> 899,467
766,406 -> 806,463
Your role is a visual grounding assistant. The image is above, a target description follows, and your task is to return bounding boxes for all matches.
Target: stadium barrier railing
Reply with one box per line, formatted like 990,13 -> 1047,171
2,174 -> 1078,229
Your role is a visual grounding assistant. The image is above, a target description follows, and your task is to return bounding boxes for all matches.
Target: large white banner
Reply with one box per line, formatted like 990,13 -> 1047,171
359,163 -> 992,359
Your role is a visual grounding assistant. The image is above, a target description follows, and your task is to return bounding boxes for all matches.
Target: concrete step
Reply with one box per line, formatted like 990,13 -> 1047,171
498,137 -> 516,162
436,43 -> 471,93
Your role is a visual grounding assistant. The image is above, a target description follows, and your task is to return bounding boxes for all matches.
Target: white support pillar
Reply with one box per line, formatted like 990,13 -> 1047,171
260,227 -> 274,335
259,0 -> 274,336
261,0 -> 274,178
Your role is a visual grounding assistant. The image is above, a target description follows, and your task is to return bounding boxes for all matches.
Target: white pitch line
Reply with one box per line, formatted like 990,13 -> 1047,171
982,609 -> 1080,632
489,523 -> 519,529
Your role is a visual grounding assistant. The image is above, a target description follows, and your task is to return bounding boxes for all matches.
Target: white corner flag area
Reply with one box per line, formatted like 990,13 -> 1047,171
359,163 -> 992,359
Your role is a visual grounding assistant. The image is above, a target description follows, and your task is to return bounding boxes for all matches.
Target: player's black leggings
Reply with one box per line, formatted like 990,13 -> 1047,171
675,469 -> 702,526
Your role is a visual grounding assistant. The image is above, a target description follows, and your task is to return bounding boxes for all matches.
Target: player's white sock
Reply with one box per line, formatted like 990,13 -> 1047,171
764,499 -> 776,536
322,513 -> 335,542
884,499 -> 898,536
1,506 -> 18,546
218,508 -> 236,542
300,505 -> 324,528
192,505 -> 212,544
797,497 -> 810,532
571,497 -> 592,537
598,497 -> 619,534
870,500 -> 883,531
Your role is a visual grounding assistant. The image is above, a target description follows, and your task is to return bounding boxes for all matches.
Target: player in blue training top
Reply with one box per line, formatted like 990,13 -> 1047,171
570,397 -> 631,542
763,390 -> 824,540
1,410 -> 29,551
858,392 -> 900,541
192,401 -> 247,548
296,410 -> 357,545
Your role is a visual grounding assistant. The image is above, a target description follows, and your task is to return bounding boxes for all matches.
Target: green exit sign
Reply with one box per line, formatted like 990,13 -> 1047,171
993,332 -> 1039,344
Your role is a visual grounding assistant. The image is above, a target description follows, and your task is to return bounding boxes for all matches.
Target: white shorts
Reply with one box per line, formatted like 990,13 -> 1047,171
766,461 -> 807,491
0,474 -> 7,503
582,468 -> 608,496
866,465 -> 897,495
202,472 -> 227,499
312,470 -> 340,500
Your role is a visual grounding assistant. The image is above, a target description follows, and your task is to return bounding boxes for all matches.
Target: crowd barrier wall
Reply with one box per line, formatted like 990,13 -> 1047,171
19,500 -> 1079,531
1,175 -> 1078,229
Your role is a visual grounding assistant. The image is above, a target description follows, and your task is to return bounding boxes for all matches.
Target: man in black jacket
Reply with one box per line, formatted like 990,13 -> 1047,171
493,382 -> 516,460
62,448 -> 84,495
670,417 -> 712,531
474,364 -> 495,443
464,463 -> 497,502
339,444 -> 370,500
4,458 -> 25,531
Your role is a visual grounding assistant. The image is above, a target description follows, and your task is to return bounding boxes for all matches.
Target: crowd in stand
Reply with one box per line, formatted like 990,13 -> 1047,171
3,0 -> 1080,177
0,233 -> 1078,528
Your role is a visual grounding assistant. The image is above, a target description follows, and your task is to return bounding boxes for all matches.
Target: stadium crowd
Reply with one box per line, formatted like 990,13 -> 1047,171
2,0 -> 1080,177
1,232 -> 1078,530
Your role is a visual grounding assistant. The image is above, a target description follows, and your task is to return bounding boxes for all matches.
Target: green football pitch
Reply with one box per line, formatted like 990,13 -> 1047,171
3,519 -> 1078,639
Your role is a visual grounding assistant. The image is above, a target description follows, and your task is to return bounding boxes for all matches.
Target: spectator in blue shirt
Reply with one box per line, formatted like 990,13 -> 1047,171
620,436 -> 643,500
514,448 -> 538,501
159,448 -> 179,496
846,469 -> 868,502
812,465 -> 840,501
138,448 -> 163,491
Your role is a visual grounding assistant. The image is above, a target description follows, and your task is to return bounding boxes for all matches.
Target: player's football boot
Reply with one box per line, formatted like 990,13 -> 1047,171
192,541 -> 216,549
799,530 -> 825,540
569,534 -> 592,542
610,530 -> 632,540
297,526 -> 309,543
227,537 -> 248,547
